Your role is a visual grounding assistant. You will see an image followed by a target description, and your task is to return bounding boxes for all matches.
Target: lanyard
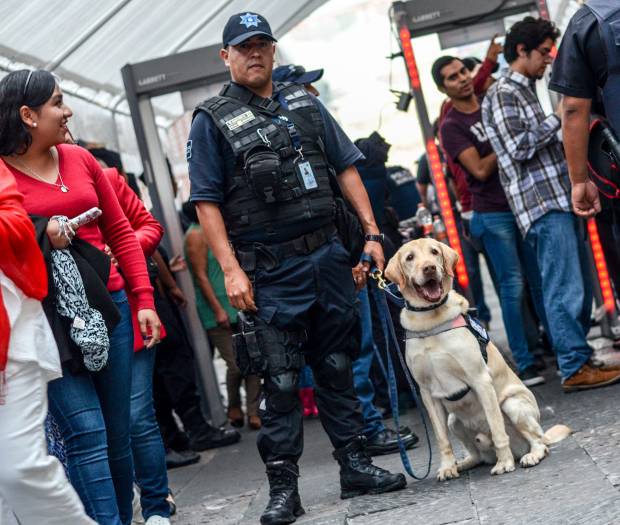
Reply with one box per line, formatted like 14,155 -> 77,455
276,115 -> 304,159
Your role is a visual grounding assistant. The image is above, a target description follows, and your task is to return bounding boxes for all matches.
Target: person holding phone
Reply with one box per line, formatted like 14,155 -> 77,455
0,69 -> 161,525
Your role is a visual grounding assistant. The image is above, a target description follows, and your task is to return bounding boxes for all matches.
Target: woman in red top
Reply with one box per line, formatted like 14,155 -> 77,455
0,166 -> 95,525
0,69 -> 160,525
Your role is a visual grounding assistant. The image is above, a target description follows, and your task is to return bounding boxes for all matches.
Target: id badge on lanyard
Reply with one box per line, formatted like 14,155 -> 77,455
276,115 -> 319,192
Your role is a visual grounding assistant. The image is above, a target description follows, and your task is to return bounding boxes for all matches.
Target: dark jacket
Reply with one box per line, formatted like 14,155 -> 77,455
31,216 -> 120,374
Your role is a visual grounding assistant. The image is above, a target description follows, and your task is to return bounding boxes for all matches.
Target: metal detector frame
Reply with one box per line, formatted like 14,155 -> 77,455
122,45 -> 229,426
390,0 -> 620,339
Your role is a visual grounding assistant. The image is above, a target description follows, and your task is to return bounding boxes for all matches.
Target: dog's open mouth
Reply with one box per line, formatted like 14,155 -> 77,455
414,278 -> 444,303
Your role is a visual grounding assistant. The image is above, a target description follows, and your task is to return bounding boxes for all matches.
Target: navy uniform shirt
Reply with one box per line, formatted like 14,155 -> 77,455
550,6 -> 607,113
188,82 -> 362,242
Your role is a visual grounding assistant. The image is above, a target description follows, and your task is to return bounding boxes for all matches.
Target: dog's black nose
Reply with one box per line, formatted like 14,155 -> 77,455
423,264 -> 437,275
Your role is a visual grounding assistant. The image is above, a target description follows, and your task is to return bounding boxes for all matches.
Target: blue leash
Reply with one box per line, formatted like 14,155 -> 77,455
369,271 -> 433,480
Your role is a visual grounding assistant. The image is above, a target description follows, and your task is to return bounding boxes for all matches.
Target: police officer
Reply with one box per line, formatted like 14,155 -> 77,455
549,0 -> 620,218
187,12 -> 406,525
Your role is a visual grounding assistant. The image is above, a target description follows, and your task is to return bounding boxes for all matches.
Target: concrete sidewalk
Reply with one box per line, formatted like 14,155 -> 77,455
167,336 -> 620,525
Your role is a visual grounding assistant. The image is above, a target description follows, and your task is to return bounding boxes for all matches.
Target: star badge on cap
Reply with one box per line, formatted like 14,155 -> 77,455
239,13 -> 260,28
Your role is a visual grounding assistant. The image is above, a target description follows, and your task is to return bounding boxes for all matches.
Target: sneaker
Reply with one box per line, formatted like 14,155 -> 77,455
145,517 -> 171,525
518,367 -> 546,387
563,363 -> 620,392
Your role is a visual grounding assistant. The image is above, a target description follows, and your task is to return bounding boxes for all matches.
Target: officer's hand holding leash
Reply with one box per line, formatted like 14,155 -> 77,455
225,264 -> 257,312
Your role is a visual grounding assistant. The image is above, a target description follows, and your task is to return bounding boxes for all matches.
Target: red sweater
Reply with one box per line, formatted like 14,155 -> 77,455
6,144 -> 154,312
105,168 -> 166,350
0,165 -> 48,374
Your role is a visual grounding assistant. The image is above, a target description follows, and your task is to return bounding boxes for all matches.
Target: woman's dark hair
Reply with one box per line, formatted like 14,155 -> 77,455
504,16 -> 560,64
0,69 -> 57,155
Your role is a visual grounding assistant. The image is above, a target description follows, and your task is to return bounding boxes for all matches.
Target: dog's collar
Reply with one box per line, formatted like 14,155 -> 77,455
405,313 -> 466,339
405,293 -> 449,312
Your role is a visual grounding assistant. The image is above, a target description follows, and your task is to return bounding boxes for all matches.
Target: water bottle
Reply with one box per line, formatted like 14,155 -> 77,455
433,215 -> 448,243
415,203 -> 433,237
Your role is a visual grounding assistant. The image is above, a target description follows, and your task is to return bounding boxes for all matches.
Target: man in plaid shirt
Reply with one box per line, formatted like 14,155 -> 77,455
482,16 -> 620,391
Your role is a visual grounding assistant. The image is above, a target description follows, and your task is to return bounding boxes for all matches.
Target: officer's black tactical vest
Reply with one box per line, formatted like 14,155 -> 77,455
193,81 -> 335,242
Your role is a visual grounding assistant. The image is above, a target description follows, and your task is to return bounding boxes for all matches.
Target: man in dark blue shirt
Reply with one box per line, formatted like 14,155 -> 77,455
187,12 -> 405,525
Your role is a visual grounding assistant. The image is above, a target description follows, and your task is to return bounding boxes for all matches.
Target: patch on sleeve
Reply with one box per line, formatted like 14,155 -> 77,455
185,140 -> 192,160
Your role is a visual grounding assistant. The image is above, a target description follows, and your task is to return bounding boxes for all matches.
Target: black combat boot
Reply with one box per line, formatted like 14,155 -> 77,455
333,436 -> 407,499
260,460 -> 305,525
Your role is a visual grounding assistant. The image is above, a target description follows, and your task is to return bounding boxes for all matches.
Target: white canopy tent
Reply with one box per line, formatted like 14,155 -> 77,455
0,0 -> 327,170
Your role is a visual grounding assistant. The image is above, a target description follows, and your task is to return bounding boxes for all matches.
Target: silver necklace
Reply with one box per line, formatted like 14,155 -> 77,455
13,150 -> 69,193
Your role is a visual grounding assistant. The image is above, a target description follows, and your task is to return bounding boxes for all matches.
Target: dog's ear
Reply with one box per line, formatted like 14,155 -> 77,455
440,243 -> 459,278
385,253 -> 407,289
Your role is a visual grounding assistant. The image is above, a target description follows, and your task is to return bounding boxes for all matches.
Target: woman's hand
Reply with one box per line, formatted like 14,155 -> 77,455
138,308 -> 162,349
104,245 -> 119,266
46,218 -> 75,249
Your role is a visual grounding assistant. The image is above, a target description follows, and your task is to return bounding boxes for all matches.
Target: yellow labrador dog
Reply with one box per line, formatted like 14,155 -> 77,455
385,238 -> 570,481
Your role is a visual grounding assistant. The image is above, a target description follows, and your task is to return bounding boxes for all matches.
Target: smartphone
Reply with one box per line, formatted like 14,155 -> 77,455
70,207 -> 102,228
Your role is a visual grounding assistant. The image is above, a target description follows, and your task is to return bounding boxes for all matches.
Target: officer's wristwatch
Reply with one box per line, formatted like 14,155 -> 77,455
364,233 -> 384,244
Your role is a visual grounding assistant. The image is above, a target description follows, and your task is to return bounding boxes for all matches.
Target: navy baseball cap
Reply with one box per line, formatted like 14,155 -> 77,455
222,12 -> 278,48
272,64 -> 324,84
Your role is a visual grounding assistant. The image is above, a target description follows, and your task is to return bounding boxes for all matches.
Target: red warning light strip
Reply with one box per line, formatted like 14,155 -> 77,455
426,139 -> 470,289
587,218 -> 615,313
399,26 -> 421,90
398,21 -> 469,288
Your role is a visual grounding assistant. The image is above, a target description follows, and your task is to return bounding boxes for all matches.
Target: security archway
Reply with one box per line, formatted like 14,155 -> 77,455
122,45 -> 230,425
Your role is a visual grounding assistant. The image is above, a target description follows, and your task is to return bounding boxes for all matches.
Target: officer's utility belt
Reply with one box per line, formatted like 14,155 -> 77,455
235,224 -> 336,272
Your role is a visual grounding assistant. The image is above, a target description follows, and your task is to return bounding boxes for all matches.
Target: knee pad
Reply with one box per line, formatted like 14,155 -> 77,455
265,370 -> 299,413
314,352 -> 353,391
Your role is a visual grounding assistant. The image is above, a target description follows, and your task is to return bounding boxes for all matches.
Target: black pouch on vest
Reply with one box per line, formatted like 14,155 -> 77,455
244,146 -> 283,204
334,197 -> 365,266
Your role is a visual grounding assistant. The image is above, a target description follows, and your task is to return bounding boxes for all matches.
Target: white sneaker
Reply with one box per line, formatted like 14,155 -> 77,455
145,517 -> 171,525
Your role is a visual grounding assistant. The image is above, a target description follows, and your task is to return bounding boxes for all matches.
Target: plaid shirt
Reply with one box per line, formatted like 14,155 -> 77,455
481,70 -> 572,235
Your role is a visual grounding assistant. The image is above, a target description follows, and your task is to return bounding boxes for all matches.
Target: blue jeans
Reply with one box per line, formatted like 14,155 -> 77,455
48,290 -> 134,525
471,212 -> 543,372
526,212 -> 592,380
131,347 -> 170,520
352,287 -> 385,439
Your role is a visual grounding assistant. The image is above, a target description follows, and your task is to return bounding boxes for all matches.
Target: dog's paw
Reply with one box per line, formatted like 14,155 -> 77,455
519,451 -> 545,468
437,463 -> 459,481
490,459 -> 515,475
457,455 -> 482,472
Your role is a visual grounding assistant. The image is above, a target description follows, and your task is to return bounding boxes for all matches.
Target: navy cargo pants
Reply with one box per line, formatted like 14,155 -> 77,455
251,235 -> 365,463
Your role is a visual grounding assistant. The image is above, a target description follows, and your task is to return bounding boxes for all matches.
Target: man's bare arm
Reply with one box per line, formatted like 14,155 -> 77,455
457,147 -> 497,181
562,96 -> 601,217
562,96 -> 591,185
195,201 -> 256,311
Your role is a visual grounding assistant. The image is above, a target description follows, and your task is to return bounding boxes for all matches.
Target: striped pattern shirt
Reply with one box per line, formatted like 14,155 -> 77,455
481,70 -> 571,236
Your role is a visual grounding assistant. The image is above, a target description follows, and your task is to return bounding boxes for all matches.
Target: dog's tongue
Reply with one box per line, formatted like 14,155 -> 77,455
420,279 -> 443,302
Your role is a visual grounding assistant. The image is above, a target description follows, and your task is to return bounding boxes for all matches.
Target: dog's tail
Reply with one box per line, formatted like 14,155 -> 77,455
542,424 -> 572,445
